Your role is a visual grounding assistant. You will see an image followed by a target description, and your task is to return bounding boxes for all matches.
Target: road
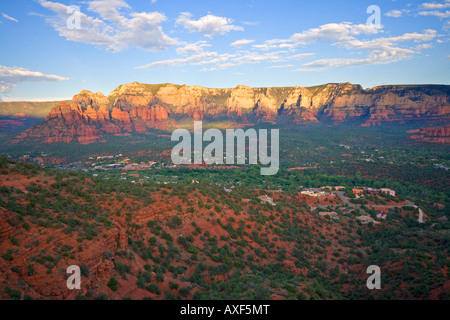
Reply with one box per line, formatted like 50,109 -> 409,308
418,208 -> 425,223
362,200 -> 414,208
334,191 -> 367,215
335,191 -> 355,207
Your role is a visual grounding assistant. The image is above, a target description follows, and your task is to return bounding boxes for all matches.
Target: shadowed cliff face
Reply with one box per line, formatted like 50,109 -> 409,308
407,126 -> 450,145
13,82 -> 450,144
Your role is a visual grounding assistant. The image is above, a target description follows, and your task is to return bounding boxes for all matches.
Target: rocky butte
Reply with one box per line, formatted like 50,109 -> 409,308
12,82 -> 450,145
407,125 -> 450,145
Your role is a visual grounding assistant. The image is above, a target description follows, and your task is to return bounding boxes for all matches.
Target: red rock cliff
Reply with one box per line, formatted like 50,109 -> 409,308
13,82 -> 450,144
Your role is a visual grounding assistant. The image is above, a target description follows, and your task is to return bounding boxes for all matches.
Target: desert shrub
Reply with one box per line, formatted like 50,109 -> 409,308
114,262 -> 131,279
167,215 -> 182,229
107,277 -> 119,291
147,283 -> 161,295
4,287 -> 21,300
80,264 -> 90,277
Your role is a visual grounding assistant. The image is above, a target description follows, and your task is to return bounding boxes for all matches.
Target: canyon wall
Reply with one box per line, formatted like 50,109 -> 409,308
13,82 -> 450,144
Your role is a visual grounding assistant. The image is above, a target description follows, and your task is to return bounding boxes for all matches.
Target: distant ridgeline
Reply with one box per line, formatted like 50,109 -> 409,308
8,82 -> 450,145
0,101 -> 68,133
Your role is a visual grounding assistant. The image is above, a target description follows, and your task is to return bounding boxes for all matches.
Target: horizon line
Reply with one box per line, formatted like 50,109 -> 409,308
2,82 -> 449,103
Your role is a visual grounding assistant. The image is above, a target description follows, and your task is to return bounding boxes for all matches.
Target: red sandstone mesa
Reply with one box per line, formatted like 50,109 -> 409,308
12,82 -> 449,145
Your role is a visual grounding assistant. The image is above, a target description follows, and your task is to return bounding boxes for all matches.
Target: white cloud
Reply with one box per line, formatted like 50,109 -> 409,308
242,21 -> 260,26
176,12 -> 243,37
335,30 -> 437,51
176,41 -> 211,55
288,23 -> 377,44
232,51 -> 283,65
206,53 -> 236,65
414,1 -> 450,31
303,45 -> 421,69
416,43 -> 433,49
293,68 -> 324,72
254,22 -> 380,51
230,39 -> 255,47
0,65 -> 69,93
38,0 -> 177,52
251,22 -> 434,71
87,0 -> 130,26
266,65 -> 294,69
1,13 -> 19,22
385,10 -> 403,18
296,28 -> 435,71
421,1 -> 450,10
136,16 -> 435,73
303,53 -> 412,69
136,52 -> 218,69
290,53 -> 315,59
443,20 -> 450,30
419,9 -> 450,17
217,62 -> 236,69
137,49 -> 294,70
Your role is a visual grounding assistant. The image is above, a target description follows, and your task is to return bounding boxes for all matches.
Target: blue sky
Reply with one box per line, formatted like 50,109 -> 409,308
0,0 -> 449,101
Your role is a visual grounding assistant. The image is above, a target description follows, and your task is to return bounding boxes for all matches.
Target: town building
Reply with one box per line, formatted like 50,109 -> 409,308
364,187 -> 378,194
356,215 -> 375,224
301,189 -> 326,197
319,211 -> 339,218
380,188 -> 396,197
259,195 -> 276,206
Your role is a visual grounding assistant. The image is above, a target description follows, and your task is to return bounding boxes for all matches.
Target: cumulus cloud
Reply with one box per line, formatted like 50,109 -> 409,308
38,0 -> 177,52
251,21 -> 437,71
416,43 -> 433,49
176,41 -> 211,56
1,13 -> 19,22
0,65 -> 69,93
176,12 -> 243,37
421,1 -> 450,9
242,21 -> 260,26
136,52 -> 219,69
254,23 -> 380,51
87,0 -> 130,26
302,30 -> 436,69
230,39 -> 255,47
419,10 -> 450,17
418,1 -> 450,17
232,51 -> 283,65
293,68 -> 325,72
137,49 -> 310,70
385,10 -> 403,18
290,53 -> 315,59
335,29 -> 437,51
289,23 -> 379,43
135,12 -> 436,73
266,65 -> 294,69
302,49 -> 416,69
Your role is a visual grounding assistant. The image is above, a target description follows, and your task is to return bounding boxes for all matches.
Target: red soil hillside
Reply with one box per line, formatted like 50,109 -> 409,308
0,160 -> 448,300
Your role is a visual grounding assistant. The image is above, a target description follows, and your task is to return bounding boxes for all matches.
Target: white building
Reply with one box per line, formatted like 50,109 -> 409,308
300,190 -> 326,197
380,188 -> 396,197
